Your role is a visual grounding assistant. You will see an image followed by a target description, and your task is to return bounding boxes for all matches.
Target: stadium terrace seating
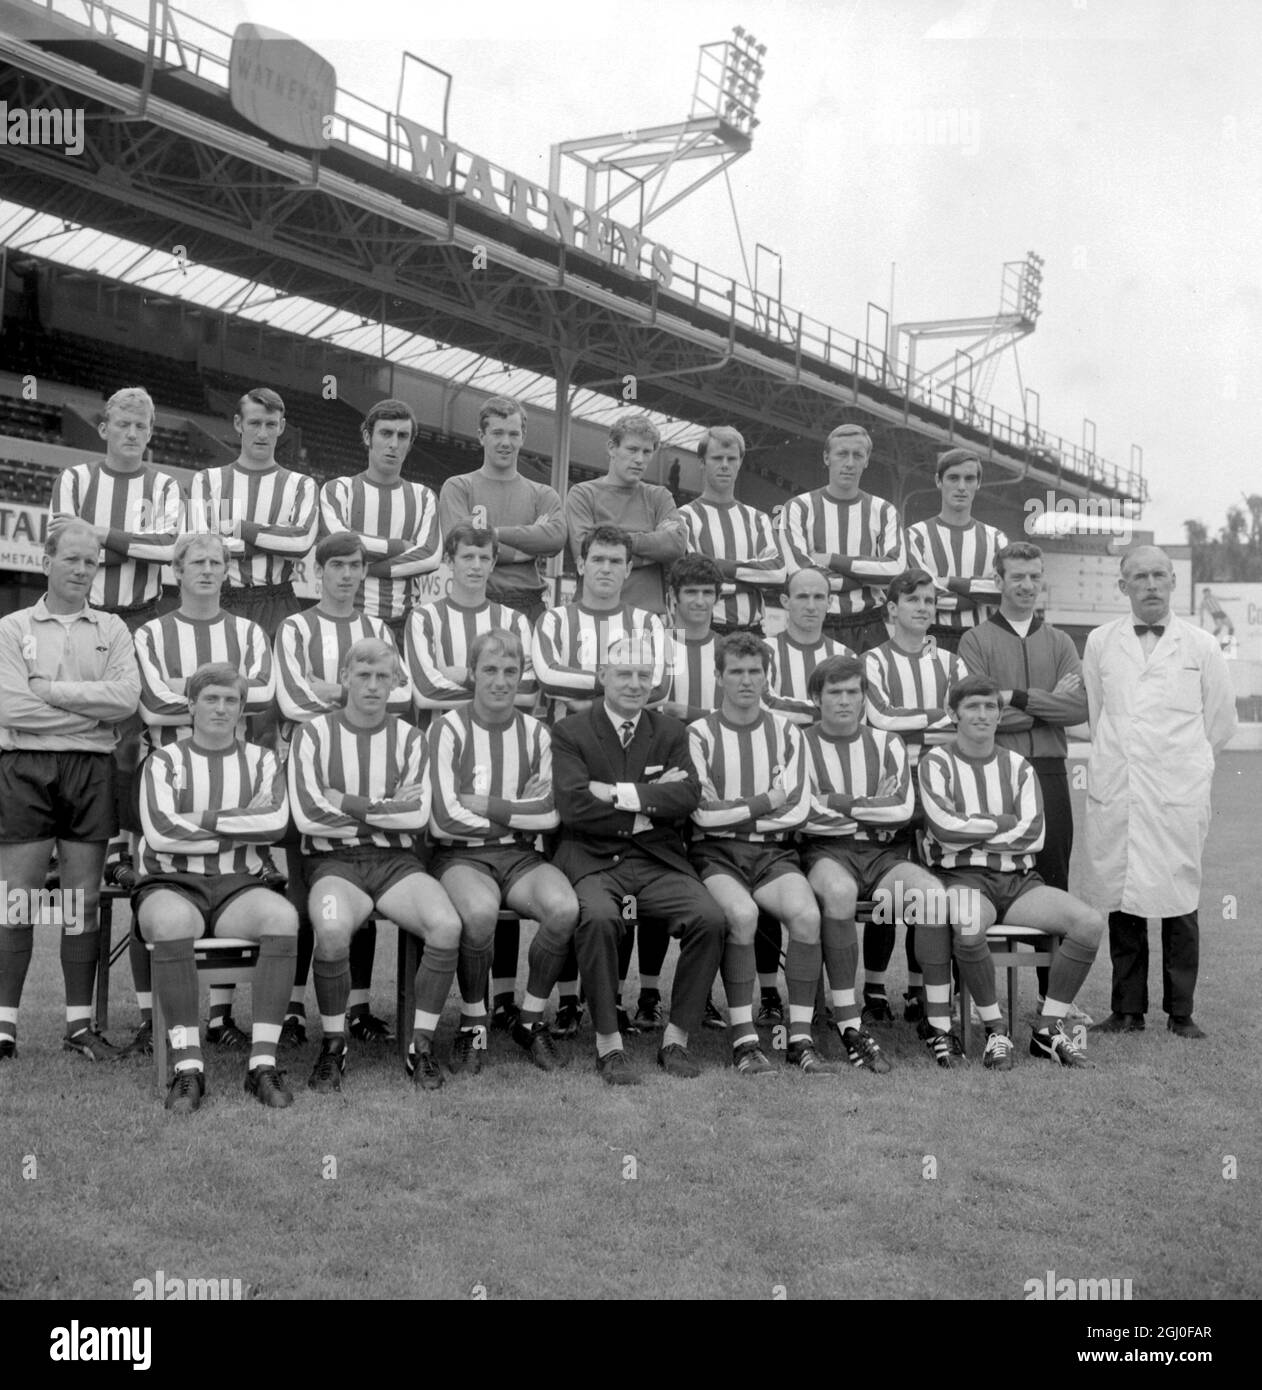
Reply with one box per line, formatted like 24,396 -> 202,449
0,392 -> 62,443
0,457 -> 60,505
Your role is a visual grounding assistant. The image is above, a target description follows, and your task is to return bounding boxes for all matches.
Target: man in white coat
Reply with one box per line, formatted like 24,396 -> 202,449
1082,546 -> 1237,1038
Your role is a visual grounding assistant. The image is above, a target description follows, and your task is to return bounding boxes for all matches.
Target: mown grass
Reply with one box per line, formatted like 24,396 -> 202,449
2,754 -> 1258,1301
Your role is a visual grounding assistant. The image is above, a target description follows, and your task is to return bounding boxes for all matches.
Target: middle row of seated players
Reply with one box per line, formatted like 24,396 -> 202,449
135,618 -> 1103,1111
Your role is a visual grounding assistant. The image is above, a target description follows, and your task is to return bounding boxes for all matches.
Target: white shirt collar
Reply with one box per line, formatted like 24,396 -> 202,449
603,702 -> 641,740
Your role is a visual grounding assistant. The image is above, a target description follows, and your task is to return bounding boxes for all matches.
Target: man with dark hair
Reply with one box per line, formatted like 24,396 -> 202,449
407,524 -> 535,714
289,639 -> 462,1092
135,662 -> 297,1112
779,422 -> 905,652
958,541 -> 1090,1019
320,398 -> 442,647
189,386 -> 318,641
49,385 -> 182,1049
565,413 -> 687,615
438,395 -> 566,625
429,627 -> 578,1073
552,635 -> 725,1084
919,675 -> 1104,1069
676,426 -> 784,635
860,567 -> 968,1024
0,520 -> 140,1062
273,530 -> 412,1047
1082,546 -> 1237,1039
907,448 -> 1007,653
133,530 -> 276,1052
689,633 -> 830,1074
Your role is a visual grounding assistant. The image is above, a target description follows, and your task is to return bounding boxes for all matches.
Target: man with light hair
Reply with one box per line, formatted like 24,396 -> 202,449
0,519 -> 140,1062
778,422 -> 905,652
564,412 -> 687,615
1083,546 -> 1237,1040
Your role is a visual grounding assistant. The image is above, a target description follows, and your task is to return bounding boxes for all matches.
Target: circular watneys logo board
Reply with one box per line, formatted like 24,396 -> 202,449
229,23 -> 336,151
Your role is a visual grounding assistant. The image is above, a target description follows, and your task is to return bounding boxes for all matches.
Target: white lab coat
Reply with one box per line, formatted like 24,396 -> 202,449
1081,615 -> 1237,916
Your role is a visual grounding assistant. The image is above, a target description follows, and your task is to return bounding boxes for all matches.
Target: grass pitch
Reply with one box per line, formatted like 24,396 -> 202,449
2,755 -> 1258,1301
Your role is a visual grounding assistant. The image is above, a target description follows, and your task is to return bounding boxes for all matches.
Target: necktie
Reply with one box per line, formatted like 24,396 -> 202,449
619,720 -> 634,749
1133,624 -> 1165,637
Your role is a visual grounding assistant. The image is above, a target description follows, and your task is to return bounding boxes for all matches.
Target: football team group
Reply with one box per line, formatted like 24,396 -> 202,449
0,386 -> 1235,1112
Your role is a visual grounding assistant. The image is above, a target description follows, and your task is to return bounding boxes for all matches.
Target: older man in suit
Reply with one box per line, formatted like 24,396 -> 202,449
552,635 -> 725,1085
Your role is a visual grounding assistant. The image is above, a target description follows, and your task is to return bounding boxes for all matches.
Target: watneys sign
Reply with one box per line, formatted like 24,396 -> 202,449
229,23 -> 336,150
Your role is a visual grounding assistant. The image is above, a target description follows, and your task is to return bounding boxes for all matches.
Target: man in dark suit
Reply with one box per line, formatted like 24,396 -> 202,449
552,635 -> 725,1085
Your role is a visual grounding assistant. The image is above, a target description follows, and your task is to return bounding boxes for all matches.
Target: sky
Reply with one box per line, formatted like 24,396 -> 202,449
195,0 -> 1261,545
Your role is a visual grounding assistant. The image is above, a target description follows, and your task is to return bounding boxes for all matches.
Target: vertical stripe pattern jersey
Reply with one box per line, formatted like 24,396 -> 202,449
531,604 -> 667,705
134,612 -> 275,751
778,488 -> 905,617
660,631 -> 721,719
50,462 -> 182,608
275,607 -> 413,723
766,631 -> 857,724
906,518 -> 1008,631
918,744 -> 1045,871
428,707 -> 558,846
801,725 -> 914,842
688,709 -> 811,842
140,740 -> 288,876
289,711 -> 428,853
863,640 -> 968,760
319,474 -> 442,620
406,599 -> 537,710
677,498 -> 786,628
189,463 -> 318,588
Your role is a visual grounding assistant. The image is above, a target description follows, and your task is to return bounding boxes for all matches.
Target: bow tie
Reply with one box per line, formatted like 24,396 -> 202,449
1133,624 -> 1165,637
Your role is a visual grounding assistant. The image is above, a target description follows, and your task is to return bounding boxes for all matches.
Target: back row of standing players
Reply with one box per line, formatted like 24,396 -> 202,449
48,384 -> 1094,1081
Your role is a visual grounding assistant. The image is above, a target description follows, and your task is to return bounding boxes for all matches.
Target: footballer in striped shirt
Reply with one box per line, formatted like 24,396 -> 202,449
532,525 -> 666,715
274,531 -> 412,1046
799,654 -> 937,1073
766,566 -> 858,725
428,628 -> 578,1074
918,674 -> 1103,1070
188,386 -> 318,638
289,639 -> 462,1092
406,525 -> 535,713
135,662 -> 298,1112
134,534 -> 275,757
687,633 -> 831,1075
318,399 -> 442,642
905,449 -> 1007,653
656,554 -> 725,724
49,386 -> 181,622
860,568 -> 967,1022
778,423 -> 905,651
676,426 -> 784,634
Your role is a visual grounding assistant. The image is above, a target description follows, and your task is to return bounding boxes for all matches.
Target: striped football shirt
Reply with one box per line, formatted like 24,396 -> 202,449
660,631 -> 721,721
50,461 -> 181,609
676,498 -> 785,629
906,517 -> 1008,631
801,724 -> 913,843
688,708 -> 810,843
428,707 -> 558,847
134,611 -> 275,753
189,462 -> 318,588
319,474 -> 442,621
406,598 -> 536,711
863,638 -> 967,761
918,742 -> 1045,872
289,710 -> 428,854
531,602 -> 667,707
778,488 -> 905,618
275,606 -> 413,724
140,738 -> 288,877
766,630 -> 857,725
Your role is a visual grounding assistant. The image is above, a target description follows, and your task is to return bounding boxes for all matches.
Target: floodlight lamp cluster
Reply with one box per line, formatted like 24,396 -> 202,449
1021,250 -> 1044,319
722,25 -> 768,133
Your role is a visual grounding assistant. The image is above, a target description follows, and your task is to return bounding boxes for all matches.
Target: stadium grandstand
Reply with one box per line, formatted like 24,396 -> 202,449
0,0 -> 1150,640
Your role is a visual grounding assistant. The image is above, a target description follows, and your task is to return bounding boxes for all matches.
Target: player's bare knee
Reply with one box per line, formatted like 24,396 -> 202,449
788,904 -> 821,945
462,914 -> 497,952
314,923 -> 352,959
1073,907 -> 1104,950
258,897 -> 299,937
727,909 -> 757,945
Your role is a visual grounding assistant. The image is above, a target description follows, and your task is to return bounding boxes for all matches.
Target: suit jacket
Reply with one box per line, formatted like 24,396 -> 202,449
552,704 -> 700,882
